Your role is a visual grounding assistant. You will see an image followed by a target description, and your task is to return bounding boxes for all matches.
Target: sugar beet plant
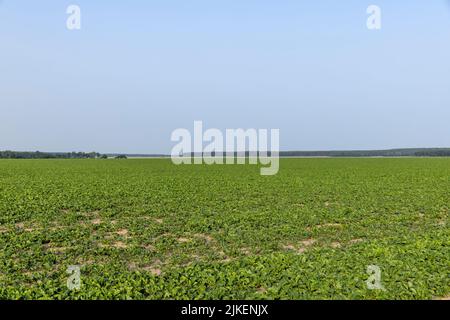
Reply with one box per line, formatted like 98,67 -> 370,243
0,158 -> 448,299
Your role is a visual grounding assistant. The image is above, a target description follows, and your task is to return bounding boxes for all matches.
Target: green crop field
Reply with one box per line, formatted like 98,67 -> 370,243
0,158 -> 448,299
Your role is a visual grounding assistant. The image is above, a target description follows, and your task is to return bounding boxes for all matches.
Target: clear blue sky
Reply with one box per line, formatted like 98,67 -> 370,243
1,1 -> 449,153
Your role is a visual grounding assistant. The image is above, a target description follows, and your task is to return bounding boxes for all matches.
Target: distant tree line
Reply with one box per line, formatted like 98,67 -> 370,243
190,148 -> 450,158
282,148 -> 450,157
2,148 -> 450,159
414,150 -> 450,157
0,151 -> 106,159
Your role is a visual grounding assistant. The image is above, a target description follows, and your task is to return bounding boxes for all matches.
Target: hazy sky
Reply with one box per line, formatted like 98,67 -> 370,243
1,1 -> 450,153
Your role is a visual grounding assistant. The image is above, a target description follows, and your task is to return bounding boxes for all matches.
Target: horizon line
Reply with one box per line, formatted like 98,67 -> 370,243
2,147 -> 450,156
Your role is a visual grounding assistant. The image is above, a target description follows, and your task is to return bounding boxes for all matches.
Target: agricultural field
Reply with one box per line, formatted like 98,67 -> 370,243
0,158 -> 448,299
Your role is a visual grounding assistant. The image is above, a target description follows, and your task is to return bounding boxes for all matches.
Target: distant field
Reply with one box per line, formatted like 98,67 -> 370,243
0,158 -> 448,299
